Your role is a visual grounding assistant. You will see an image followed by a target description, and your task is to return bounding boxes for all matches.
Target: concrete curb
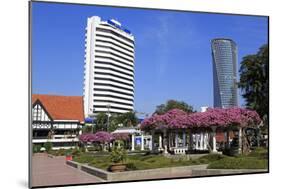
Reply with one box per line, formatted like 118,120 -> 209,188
66,160 -> 267,181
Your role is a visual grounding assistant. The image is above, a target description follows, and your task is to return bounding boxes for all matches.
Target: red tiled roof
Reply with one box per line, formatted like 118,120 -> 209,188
32,94 -> 84,122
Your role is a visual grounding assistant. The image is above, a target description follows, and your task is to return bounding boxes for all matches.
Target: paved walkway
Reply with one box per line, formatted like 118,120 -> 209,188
32,153 -> 103,187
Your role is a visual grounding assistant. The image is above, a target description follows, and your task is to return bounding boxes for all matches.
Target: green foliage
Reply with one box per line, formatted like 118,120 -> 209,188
73,147 -> 268,171
87,144 -> 103,151
115,111 -> 138,127
71,147 -> 82,157
93,111 -> 138,132
110,147 -> 127,163
65,148 -> 72,156
208,147 -> 268,169
208,157 -> 268,169
57,148 -> 66,156
126,162 -> 137,170
82,125 -> 93,133
33,144 -> 41,153
94,112 -> 108,132
239,44 -> 269,127
44,142 -> 53,152
248,147 -> 268,159
73,154 -> 96,164
199,154 -> 226,162
155,99 -> 195,115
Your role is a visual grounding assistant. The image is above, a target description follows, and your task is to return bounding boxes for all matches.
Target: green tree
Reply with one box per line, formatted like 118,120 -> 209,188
94,112 -> 108,132
108,113 -> 120,132
116,111 -> 138,127
239,44 -> 269,127
155,99 -> 195,114
82,125 -> 93,133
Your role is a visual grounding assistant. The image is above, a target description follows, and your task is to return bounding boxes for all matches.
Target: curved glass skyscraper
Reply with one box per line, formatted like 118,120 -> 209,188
211,38 -> 238,108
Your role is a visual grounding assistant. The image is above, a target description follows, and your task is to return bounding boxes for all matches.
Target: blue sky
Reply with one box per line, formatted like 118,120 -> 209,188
32,2 -> 268,114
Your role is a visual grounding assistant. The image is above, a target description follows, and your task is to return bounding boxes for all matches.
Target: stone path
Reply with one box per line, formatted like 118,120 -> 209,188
32,153 -> 103,187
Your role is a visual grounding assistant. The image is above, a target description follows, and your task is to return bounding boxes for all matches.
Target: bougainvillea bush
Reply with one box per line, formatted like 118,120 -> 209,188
112,133 -> 130,141
79,133 -> 95,143
91,131 -> 114,143
140,108 -> 261,131
79,132 -> 114,143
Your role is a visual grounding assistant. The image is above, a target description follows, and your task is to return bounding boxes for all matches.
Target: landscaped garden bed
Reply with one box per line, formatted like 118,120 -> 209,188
73,153 -> 221,171
72,147 -> 268,171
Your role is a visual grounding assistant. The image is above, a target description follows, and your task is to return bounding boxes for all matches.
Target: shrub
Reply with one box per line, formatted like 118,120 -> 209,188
208,157 -> 268,169
33,144 -> 41,153
57,148 -> 66,156
248,147 -> 268,159
72,147 -> 81,156
44,142 -> 53,152
65,149 -> 72,156
110,147 -> 127,163
126,162 -> 137,170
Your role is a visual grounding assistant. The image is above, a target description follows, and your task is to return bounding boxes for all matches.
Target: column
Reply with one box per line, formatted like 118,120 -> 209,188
159,134 -> 163,149
175,131 -> 178,148
195,133 -> 199,150
189,129 -> 193,151
203,132 -> 208,150
200,132 -> 204,150
141,133 -> 144,151
131,134 -> 135,151
226,130 -> 230,149
211,126 -> 217,153
183,131 -> 186,148
163,129 -> 168,154
238,127 -> 242,154
151,130 -> 155,152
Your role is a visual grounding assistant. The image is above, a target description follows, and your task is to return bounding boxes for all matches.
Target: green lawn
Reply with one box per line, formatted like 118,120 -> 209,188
207,147 -> 268,169
72,147 -> 268,171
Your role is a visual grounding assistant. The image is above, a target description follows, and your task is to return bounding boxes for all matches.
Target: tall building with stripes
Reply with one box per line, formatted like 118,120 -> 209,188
83,16 -> 135,117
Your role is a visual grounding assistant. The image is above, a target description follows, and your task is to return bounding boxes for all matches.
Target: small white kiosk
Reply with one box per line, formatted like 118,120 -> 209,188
112,127 -> 152,151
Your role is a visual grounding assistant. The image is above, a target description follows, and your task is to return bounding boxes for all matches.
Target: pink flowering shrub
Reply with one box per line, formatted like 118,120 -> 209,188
79,133 -> 95,143
79,132 -> 113,143
140,108 -> 261,131
92,131 -> 114,143
112,133 -> 130,141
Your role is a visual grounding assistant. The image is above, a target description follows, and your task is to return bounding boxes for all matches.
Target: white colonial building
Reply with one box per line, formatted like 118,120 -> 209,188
83,16 -> 135,118
32,94 -> 84,149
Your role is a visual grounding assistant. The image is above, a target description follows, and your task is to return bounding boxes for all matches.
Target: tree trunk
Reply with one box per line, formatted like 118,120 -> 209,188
242,128 -> 251,155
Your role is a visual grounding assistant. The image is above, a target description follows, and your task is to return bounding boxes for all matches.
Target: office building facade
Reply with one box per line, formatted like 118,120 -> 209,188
83,16 -> 135,117
211,38 -> 238,108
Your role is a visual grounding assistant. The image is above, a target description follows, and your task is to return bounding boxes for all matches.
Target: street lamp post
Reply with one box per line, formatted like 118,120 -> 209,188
106,104 -> 111,131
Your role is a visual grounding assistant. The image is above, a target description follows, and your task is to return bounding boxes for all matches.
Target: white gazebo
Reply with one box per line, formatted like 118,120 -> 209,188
112,127 -> 151,151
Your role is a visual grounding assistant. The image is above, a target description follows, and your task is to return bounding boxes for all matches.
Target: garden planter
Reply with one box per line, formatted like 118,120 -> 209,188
109,163 -> 127,172
66,155 -> 73,161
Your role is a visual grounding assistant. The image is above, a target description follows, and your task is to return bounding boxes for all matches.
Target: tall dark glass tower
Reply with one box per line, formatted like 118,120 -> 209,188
211,38 -> 238,108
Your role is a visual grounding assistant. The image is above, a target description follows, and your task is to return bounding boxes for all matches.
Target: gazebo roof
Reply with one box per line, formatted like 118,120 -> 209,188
111,127 -> 141,134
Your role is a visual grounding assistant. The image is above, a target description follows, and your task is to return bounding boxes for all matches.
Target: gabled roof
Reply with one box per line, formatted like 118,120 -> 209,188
32,94 -> 84,122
